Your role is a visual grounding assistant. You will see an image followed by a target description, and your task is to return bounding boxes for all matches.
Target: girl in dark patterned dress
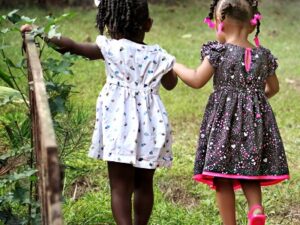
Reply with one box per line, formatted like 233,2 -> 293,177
174,0 -> 289,224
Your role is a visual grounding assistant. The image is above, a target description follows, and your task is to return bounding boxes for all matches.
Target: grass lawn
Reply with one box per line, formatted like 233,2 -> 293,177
1,0 -> 300,224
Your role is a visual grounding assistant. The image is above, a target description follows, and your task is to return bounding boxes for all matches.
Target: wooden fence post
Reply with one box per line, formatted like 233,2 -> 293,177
25,33 -> 63,225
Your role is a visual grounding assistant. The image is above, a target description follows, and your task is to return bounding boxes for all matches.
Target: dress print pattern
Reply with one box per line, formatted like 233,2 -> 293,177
88,35 -> 175,169
193,41 -> 289,189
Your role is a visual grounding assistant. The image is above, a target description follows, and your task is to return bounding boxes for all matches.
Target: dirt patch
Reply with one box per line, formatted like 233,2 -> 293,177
159,179 -> 200,209
285,78 -> 300,92
66,176 -> 99,200
271,203 -> 300,225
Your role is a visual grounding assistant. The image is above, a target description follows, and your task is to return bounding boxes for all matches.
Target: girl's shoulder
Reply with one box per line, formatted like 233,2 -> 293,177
96,35 -> 166,53
201,41 -> 275,54
201,41 -> 226,57
257,46 -> 277,59
201,41 -> 226,54
200,41 -> 226,68
257,46 -> 279,74
95,35 -> 175,70
200,41 -> 278,71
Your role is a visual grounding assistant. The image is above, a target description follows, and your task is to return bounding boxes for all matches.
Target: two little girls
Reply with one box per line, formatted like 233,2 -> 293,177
21,0 -> 289,224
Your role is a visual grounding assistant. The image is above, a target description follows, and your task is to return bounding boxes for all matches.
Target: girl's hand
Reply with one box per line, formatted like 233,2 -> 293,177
20,24 -> 34,33
20,24 -> 39,39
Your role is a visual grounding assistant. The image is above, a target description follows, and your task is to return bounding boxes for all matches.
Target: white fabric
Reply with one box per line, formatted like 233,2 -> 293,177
88,35 -> 175,169
94,0 -> 101,7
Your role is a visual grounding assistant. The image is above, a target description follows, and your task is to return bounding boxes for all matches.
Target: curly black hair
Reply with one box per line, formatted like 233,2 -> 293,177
96,0 -> 149,39
206,0 -> 261,38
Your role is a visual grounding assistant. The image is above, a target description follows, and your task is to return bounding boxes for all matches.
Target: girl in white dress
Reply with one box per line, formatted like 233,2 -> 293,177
22,0 -> 177,224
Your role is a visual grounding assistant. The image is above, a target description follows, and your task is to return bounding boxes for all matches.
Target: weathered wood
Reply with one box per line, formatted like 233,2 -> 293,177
25,33 -> 63,225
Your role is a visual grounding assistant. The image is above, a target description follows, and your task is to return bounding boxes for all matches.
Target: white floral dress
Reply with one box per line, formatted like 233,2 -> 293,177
88,35 -> 175,169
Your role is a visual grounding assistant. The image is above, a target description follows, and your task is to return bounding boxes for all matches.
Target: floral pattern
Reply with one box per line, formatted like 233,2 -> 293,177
88,35 -> 175,169
194,41 -> 289,189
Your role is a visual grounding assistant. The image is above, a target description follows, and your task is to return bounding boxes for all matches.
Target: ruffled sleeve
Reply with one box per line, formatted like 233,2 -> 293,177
95,35 -> 111,59
159,48 -> 176,74
266,50 -> 278,76
201,41 -> 225,68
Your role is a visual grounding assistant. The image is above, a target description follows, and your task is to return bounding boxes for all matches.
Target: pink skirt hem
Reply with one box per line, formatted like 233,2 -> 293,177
193,171 -> 290,190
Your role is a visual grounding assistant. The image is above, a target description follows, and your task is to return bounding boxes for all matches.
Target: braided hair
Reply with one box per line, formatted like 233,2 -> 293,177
206,0 -> 261,38
96,0 -> 149,39
248,0 -> 260,38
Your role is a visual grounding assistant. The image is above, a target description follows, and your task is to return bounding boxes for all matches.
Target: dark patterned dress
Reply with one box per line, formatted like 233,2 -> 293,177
193,41 -> 289,190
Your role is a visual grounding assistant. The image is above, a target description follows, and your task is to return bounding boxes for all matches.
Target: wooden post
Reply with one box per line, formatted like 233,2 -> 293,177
25,34 -> 63,225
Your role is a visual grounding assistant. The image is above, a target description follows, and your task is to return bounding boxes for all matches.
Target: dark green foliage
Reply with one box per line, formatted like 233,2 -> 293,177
0,9 -> 88,224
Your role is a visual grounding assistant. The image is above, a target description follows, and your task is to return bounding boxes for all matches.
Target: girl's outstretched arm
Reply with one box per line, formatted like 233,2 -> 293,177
174,57 -> 214,89
265,74 -> 280,98
21,24 -> 103,60
45,36 -> 103,60
161,70 -> 178,90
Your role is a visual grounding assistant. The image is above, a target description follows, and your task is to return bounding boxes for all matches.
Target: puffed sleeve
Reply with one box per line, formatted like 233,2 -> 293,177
95,35 -> 111,59
160,48 -> 176,74
200,41 -> 225,68
267,50 -> 279,76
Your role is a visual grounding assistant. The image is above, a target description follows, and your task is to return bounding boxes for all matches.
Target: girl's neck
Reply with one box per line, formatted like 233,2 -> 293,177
222,21 -> 255,48
225,37 -> 254,49
128,36 -> 146,45
113,33 -> 146,45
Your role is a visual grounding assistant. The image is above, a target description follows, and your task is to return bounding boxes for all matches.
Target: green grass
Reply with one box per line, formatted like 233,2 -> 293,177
1,0 -> 300,224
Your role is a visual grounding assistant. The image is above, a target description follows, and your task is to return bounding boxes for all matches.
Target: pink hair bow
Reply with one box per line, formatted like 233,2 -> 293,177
250,14 -> 262,26
204,17 -> 216,29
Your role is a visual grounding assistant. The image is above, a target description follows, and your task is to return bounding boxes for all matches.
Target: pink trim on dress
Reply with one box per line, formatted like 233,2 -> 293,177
244,48 -> 252,72
193,172 -> 290,190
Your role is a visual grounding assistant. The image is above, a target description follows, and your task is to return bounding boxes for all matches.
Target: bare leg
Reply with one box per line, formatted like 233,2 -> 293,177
214,178 -> 237,225
108,162 -> 134,225
133,168 -> 155,225
240,180 -> 263,214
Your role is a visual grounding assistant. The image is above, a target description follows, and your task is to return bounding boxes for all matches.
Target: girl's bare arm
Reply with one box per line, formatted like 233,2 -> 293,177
161,69 -> 178,90
173,57 -> 214,89
21,24 -> 103,60
265,74 -> 280,98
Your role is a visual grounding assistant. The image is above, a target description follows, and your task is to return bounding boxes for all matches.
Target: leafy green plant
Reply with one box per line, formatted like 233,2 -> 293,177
0,9 -> 89,224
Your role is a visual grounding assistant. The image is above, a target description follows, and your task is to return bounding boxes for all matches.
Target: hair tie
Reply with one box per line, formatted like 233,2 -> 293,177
204,17 -> 216,29
217,22 -> 224,35
250,14 -> 262,26
94,0 -> 101,7
254,36 -> 260,47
